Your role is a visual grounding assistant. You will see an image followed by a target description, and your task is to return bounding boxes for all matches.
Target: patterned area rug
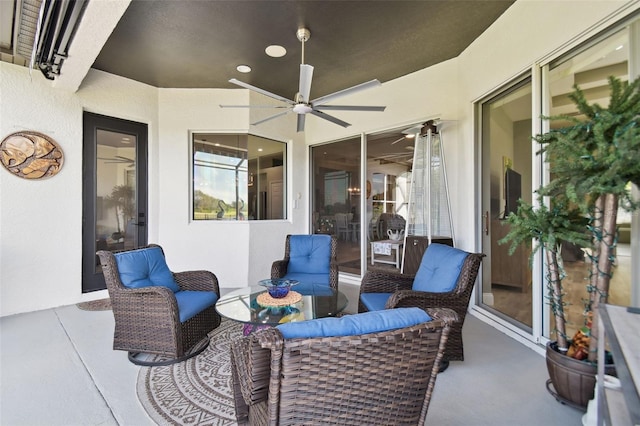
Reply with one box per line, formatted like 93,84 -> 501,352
76,298 -> 112,311
137,319 -> 243,425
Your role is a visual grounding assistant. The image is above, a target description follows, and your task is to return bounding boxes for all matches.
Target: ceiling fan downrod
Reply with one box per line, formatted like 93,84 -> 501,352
297,28 -> 310,65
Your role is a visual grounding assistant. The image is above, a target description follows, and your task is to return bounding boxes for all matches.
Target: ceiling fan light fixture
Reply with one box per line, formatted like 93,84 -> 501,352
293,103 -> 313,114
265,45 -> 286,57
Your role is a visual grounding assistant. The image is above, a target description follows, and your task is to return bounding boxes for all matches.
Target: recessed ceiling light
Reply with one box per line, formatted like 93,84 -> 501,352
258,148 -> 263,152
237,65 -> 252,73
265,45 -> 286,58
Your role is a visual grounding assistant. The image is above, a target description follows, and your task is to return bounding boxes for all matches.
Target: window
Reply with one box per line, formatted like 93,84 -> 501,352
192,133 -> 286,220
371,173 -> 398,216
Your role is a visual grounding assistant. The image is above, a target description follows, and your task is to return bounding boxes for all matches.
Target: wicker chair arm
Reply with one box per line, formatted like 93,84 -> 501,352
328,262 -> 339,290
231,335 -> 272,407
360,269 -> 414,294
422,307 -> 459,326
270,260 -> 289,279
254,328 -> 286,426
173,270 -> 220,293
229,347 -> 249,422
111,285 -> 180,322
231,328 -> 282,409
386,289 -> 462,310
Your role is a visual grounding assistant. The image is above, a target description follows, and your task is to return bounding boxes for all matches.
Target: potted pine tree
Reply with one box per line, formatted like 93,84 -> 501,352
501,75 -> 640,408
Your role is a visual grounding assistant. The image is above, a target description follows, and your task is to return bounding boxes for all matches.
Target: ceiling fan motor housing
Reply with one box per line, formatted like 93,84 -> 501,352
293,103 -> 313,114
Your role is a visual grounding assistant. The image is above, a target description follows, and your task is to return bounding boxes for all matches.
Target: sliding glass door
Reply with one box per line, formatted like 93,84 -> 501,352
310,126 -> 419,277
475,16 -> 639,343
543,25 -> 634,340
311,136 -> 362,274
479,76 -> 534,331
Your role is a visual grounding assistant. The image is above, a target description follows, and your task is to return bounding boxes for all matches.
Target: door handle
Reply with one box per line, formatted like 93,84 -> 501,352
483,211 -> 489,236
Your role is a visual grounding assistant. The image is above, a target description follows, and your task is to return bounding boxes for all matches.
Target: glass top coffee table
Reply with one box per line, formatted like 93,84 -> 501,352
215,284 -> 348,329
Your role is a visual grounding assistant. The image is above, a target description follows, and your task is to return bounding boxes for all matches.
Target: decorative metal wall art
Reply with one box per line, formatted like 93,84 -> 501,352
0,131 -> 64,179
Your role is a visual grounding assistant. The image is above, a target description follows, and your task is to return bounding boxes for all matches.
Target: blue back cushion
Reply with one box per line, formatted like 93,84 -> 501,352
114,246 -> 181,293
276,307 -> 431,339
413,243 -> 469,293
288,235 -> 331,274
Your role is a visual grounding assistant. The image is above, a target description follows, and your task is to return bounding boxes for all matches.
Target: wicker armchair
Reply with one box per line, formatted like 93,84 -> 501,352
97,244 -> 221,365
271,234 -> 339,292
230,307 -> 457,426
359,245 -> 484,362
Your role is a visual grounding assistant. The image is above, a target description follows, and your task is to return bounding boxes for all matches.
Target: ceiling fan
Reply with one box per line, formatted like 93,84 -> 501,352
98,155 -> 135,168
220,28 -> 386,132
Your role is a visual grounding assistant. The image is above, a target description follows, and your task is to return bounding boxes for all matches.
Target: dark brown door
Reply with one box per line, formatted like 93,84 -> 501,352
82,112 -> 148,293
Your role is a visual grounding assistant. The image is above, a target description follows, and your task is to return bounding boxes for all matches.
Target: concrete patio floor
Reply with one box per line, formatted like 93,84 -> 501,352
0,285 -> 584,425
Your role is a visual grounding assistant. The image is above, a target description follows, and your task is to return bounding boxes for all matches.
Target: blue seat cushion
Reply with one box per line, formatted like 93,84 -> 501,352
281,273 -> 330,294
413,243 -> 469,293
287,235 -> 331,274
359,293 -> 392,311
277,307 -> 431,339
174,290 -> 218,323
294,281 -> 334,296
114,246 -> 181,292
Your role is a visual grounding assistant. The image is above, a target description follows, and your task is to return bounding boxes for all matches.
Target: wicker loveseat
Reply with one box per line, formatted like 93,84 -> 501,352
359,243 -> 484,362
230,307 -> 457,426
97,244 -> 221,365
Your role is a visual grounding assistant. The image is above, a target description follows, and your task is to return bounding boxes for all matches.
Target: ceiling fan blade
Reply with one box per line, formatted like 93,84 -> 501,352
313,105 -> 386,112
229,79 -> 294,105
251,110 -> 292,126
220,104 -> 290,109
309,109 -> 351,128
311,79 -> 381,106
297,114 -> 306,132
299,64 -> 314,103
390,136 -> 406,145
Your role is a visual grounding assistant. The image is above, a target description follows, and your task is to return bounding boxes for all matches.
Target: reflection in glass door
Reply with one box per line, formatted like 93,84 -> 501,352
544,25 -> 633,340
311,137 -> 362,275
310,127 -> 418,277
96,130 -> 138,251
480,76 -> 534,330
82,113 -> 147,293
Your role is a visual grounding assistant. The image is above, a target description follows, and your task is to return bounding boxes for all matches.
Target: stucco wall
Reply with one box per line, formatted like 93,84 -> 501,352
1,64 -> 84,314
